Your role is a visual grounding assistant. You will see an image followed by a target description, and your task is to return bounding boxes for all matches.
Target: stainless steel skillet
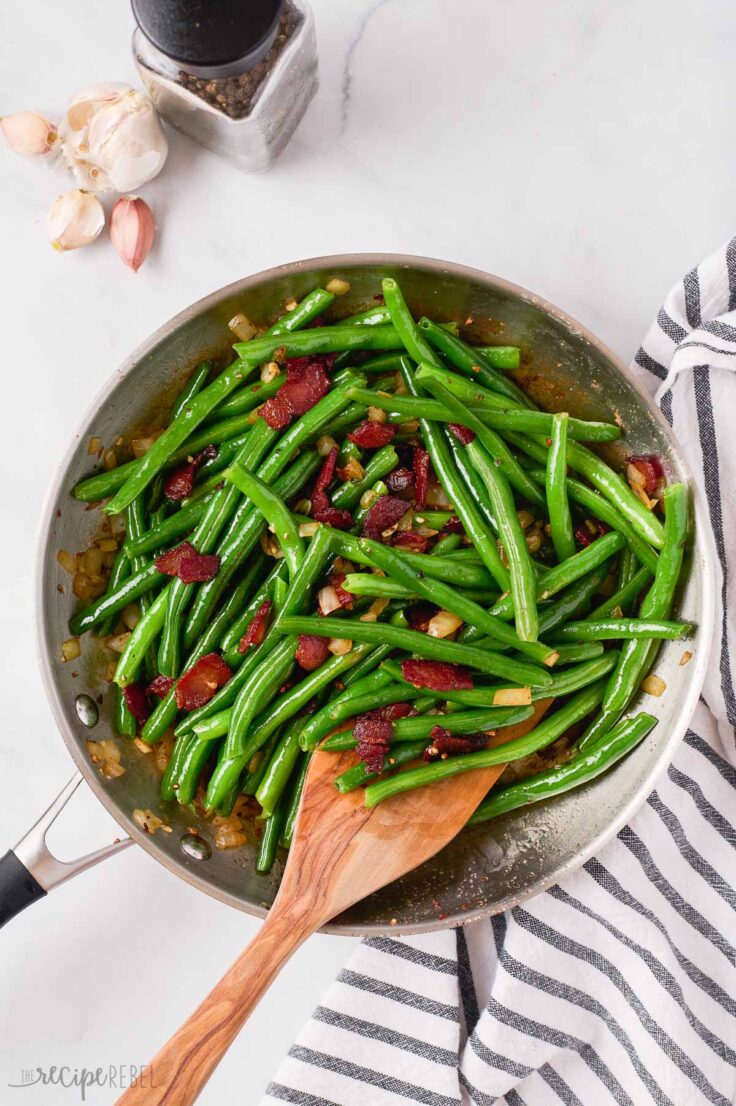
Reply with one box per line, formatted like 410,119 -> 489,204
0,254 -> 714,935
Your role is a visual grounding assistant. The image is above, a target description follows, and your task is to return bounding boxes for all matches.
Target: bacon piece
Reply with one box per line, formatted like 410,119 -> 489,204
362,495 -> 409,540
574,525 -> 593,548
423,724 -> 489,761
354,715 -> 393,774
175,653 -> 232,711
372,701 -> 415,722
347,420 -> 396,448
146,674 -> 175,700
401,658 -> 474,691
163,444 -> 218,501
237,599 -> 272,654
629,454 -> 665,495
122,681 -> 151,725
391,530 -> 430,554
412,445 -> 430,509
177,552 -> 220,583
260,356 -> 334,429
442,515 -> 463,534
328,572 -> 354,609
406,601 -> 440,633
447,423 -> 476,445
386,466 -> 414,493
311,448 -> 353,530
296,633 -> 330,671
260,390 -> 292,430
155,541 -> 197,576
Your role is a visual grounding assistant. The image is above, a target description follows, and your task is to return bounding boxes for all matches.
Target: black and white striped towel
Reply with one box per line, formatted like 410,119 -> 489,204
263,241 -> 736,1106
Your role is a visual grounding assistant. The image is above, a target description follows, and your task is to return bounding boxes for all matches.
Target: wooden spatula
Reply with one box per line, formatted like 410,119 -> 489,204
116,703 -> 549,1106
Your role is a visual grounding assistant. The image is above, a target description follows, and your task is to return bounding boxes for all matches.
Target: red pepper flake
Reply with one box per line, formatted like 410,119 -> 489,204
122,681 -> 151,725
448,423 -> 476,445
296,633 -> 330,671
237,599 -> 272,654
386,466 -> 414,493
311,447 -> 353,530
391,530 -> 430,554
442,515 -> 463,534
146,674 -> 175,700
423,724 -> 488,761
163,444 -> 218,501
401,658 -> 474,691
347,420 -> 396,448
175,653 -> 232,711
260,356 -> 333,429
354,714 -> 393,774
406,601 -> 440,633
629,454 -> 665,495
362,495 -> 409,540
412,445 -> 430,509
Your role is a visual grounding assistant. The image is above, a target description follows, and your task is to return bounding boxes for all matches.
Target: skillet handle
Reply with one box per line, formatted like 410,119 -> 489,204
0,773 -> 132,929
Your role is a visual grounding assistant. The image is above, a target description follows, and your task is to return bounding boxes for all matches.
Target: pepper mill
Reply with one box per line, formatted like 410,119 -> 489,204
131,0 -> 318,172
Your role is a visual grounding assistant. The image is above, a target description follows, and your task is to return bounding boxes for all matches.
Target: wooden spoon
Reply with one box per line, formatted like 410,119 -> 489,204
115,703 -> 549,1106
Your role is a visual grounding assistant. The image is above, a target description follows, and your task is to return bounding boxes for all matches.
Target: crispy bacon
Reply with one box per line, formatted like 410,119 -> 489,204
371,701 -> 416,722
423,724 -> 488,761
442,515 -> 463,534
260,356 -> 333,429
401,658 -> 474,691
146,674 -> 175,700
177,552 -> 220,583
163,444 -> 218,501
447,423 -> 476,445
155,541 -> 196,576
122,681 -> 150,725
296,633 -> 330,671
574,525 -> 593,548
412,445 -> 430,508
311,448 -> 353,530
237,599 -> 272,654
354,714 -> 393,774
362,495 -> 409,540
175,653 -> 232,711
386,466 -> 414,493
328,572 -> 354,609
391,530 -> 430,554
406,601 -> 440,633
629,454 -> 665,495
348,420 -> 396,448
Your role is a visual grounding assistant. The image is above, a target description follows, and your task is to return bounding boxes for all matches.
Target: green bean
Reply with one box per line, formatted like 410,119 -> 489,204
115,685 -> 137,737
616,547 -> 638,616
114,586 -> 169,687
331,445 -> 398,510
357,353 -> 405,375
220,560 -> 284,664
207,376 -> 282,422
224,464 -> 304,578
468,712 -> 658,824
160,731 -> 195,801
171,362 -> 211,420
280,752 -> 310,848
243,726 -> 284,795
323,703 -> 534,751
474,345 -> 522,369
467,439 -> 538,641
175,736 -> 217,806
552,618 -> 693,642
69,562 -> 161,635
418,317 -> 532,407
256,717 -> 307,816
445,432 -> 499,535
96,544 -> 132,637
363,679 -> 607,807
431,533 -> 462,556
331,530 -> 497,589
603,482 -> 688,713
521,464 -> 659,575
334,740 -> 429,794
296,667 -> 395,749
357,537 -> 556,665
125,496 -> 211,558
340,573 -> 497,606
552,642 -> 605,664
589,565 -> 652,621
103,324 -> 399,517
546,413 -> 576,562
302,684 -> 432,751
279,615 -> 553,686
256,805 -> 286,874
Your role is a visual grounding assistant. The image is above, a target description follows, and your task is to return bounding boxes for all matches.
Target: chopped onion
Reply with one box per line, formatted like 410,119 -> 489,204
317,585 -> 341,615
427,610 -> 463,638
317,435 -> 339,457
106,632 -> 131,654
121,603 -> 141,630
326,277 -> 350,295
96,537 -> 118,553
679,650 -> 693,666
103,448 -> 117,471
626,462 -> 646,487
339,456 -> 364,481
133,808 -> 164,834
367,406 -> 388,424
517,509 -> 534,530
228,313 -> 257,341
88,436 -> 101,455
57,549 -> 78,574
328,637 -> 353,655
86,738 -> 125,779
641,673 -> 666,696
359,597 -> 390,623
260,360 -> 281,384
61,637 -> 80,662
212,811 -> 247,850
131,434 -> 161,458
298,521 -> 320,537
493,687 -> 532,706
260,532 -> 283,559
360,488 -> 378,509
133,738 -> 152,755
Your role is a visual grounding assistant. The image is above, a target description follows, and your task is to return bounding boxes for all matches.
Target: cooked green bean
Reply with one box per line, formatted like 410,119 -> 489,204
589,565 -> 651,621
334,740 -> 429,793
552,618 -> 693,642
280,752 -> 310,848
70,562 -> 161,636
224,464 -> 304,578
331,445 -> 399,510
322,703 -> 534,751
418,318 -> 531,407
256,803 -> 287,874
546,413 -> 576,562
551,642 -> 605,664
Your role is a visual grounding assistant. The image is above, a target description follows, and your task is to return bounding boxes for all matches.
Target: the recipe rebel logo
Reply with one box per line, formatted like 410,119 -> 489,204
8,1063 -> 156,1100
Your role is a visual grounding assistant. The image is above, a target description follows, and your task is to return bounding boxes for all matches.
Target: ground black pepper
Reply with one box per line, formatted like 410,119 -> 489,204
176,9 -> 296,119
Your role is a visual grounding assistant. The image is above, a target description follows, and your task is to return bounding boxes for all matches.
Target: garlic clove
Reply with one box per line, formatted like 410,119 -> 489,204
59,84 -> 167,193
109,196 -> 155,272
47,189 -> 105,252
1,111 -> 57,156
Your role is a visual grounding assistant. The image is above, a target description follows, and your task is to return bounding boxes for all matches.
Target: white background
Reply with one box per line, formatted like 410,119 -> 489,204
0,1 -> 733,1102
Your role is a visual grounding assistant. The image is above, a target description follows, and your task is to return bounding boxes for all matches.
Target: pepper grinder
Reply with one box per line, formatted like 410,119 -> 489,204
131,0 -> 318,173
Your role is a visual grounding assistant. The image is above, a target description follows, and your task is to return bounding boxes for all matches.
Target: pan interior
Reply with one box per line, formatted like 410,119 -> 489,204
36,255 -> 712,936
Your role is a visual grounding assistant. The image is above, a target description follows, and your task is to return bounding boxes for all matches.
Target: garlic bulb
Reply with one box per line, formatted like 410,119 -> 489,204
109,196 -> 155,272
47,190 -> 105,251
1,111 -> 57,156
59,83 -> 167,193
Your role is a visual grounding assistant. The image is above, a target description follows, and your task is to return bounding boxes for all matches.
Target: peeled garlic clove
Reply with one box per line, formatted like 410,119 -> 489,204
59,83 -> 167,193
1,111 -> 57,156
110,196 -> 155,272
47,189 -> 105,252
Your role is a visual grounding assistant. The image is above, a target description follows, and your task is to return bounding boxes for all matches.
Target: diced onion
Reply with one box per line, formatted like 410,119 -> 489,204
133,808 -> 164,834
228,313 -> 257,341
131,434 -> 161,458
339,456 -> 364,481
367,406 -> 387,424
61,637 -> 80,662
359,488 -> 378,509
103,448 -> 117,471
493,687 -> 532,706
359,597 -> 389,623
317,435 -> 338,456
260,533 -> 283,559
326,277 -> 350,295
57,549 -> 78,574
679,650 -> 693,666
328,637 -> 353,655
133,738 -> 152,755
121,603 -> 141,631
298,521 -> 320,537
641,673 -> 666,696
96,537 -> 118,553
87,436 -> 101,455
517,509 -> 534,530
106,632 -> 131,654
86,739 -> 125,779
317,585 -> 341,615
260,360 -> 281,383
427,610 -> 463,638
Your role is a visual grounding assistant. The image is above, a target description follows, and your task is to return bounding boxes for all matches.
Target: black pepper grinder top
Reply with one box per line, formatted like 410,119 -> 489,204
131,0 -> 285,77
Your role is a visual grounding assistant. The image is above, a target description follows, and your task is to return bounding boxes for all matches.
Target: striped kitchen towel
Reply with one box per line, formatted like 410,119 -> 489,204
262,240 -> 736,1106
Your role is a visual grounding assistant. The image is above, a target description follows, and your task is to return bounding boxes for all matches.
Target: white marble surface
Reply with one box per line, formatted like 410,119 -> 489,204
0,0 -> 733,1101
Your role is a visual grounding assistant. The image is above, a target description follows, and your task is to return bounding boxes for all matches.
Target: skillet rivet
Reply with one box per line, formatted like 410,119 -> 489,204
75,694 -> 99,728
180,834 -> 211,861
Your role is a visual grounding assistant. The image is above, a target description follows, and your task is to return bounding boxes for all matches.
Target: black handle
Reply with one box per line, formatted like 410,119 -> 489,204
0,850 -> 46,929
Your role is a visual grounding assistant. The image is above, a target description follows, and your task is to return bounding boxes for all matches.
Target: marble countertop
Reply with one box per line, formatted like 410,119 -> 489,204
0,0 -> 732,1101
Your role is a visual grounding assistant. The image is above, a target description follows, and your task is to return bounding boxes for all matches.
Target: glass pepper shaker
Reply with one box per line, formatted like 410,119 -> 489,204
131,0 -> 318,173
